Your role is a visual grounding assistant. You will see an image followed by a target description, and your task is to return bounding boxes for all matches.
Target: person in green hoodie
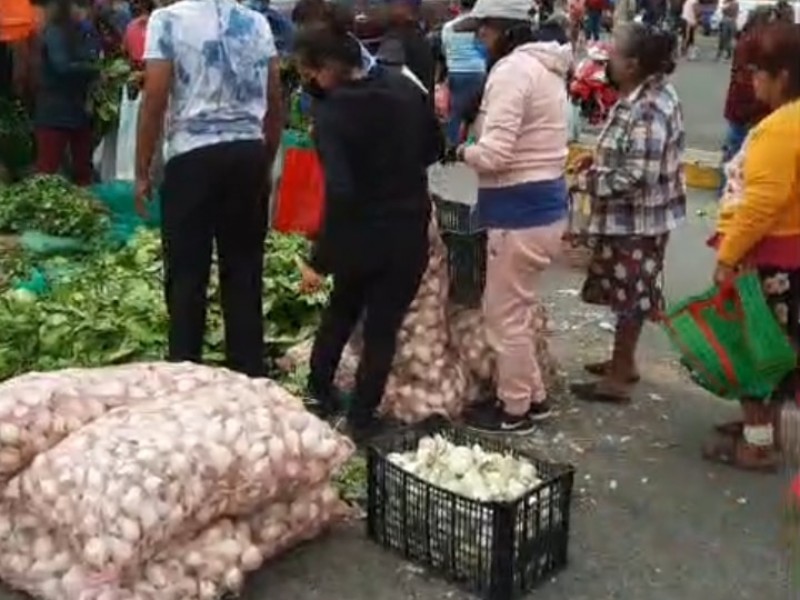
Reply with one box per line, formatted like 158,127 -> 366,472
34,0 -> 99,185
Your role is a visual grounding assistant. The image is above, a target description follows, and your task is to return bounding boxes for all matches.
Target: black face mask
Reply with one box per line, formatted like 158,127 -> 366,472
302,80 -> 326,99
605,62 -> 620,90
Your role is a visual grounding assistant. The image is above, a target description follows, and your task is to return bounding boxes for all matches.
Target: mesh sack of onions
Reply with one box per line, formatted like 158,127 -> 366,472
0,478 -> 347,600
17,379 -> 354,581
0,362 -> 250,486
379,221 -> 468,423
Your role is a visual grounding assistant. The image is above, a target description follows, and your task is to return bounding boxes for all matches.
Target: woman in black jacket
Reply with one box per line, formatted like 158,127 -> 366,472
293,21 -> 443,441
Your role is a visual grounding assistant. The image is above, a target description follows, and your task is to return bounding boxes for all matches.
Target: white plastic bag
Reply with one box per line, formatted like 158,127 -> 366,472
92,133 -> 118,183
114,89 -> 141,181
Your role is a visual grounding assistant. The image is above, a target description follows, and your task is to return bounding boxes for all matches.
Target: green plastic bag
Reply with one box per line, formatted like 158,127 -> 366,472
91,181 -> 162,229
19,231 -> 89,256
662,272 -> 798,399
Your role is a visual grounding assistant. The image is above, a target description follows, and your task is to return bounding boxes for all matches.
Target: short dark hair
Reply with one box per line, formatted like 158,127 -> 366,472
748,21 -> 800,99
618,23 -> 677,77
293,21 -> 363,70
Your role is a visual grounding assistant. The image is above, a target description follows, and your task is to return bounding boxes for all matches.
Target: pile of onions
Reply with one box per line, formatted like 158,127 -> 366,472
278,218 -> 565,423
277,218 -> 565,423
0,479 -> 346,600
18,382 -> 352,577
380,222 -> 467,423
0,364 -> 353,599
0,363 -> 250,484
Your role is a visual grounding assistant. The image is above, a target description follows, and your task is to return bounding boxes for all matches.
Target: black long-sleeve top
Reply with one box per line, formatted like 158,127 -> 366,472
309,66 -> 443,274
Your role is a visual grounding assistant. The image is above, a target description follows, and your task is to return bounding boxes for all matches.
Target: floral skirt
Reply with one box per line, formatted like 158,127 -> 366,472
758,267 -> 800,401
581,234 -> 669,322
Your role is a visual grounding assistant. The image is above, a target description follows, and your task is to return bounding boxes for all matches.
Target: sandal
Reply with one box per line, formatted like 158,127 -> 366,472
570,382 -> 631,405
583,361 -> 641,383
702,431 -> 778,473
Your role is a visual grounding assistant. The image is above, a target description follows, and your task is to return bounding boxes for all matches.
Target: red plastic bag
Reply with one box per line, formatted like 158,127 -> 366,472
273,146 -> 324,237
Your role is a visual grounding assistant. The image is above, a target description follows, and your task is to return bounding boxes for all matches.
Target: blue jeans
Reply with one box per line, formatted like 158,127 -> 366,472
445,72 -> 485,146
718,121 -> 749,197
585,9 -> 602,41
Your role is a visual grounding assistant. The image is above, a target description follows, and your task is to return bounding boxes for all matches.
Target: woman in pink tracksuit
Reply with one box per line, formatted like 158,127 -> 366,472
454,0 -> 572,433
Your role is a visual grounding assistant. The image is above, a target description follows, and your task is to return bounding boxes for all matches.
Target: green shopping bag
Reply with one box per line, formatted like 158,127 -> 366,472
662,272 -> 798,399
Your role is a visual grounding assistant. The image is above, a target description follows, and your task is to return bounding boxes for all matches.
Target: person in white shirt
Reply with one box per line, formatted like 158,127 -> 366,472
681,0 -> 698,59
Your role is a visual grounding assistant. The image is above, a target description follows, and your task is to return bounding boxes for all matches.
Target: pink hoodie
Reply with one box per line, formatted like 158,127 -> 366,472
463,42 -> 573,188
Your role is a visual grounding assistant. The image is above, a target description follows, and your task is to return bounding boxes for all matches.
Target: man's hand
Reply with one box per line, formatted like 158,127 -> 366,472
134,175 -> 152,218
298,259 -> 324,295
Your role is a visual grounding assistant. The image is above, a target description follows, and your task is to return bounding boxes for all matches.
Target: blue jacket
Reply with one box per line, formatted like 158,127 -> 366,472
35,24 -> 99,129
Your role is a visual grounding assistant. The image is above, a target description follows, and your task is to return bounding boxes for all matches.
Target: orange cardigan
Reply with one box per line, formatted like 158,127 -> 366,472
716,100 -> 800,268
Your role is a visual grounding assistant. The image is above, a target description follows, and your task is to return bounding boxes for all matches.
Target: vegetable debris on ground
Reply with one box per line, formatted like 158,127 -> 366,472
0,175 -> 109,239
0,229 -> 329,381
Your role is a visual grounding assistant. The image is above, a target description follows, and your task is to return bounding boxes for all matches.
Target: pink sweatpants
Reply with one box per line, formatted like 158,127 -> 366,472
484,220 -> 566,416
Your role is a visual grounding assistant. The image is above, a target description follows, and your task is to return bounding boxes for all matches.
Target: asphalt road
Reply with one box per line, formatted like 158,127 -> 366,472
666,35 -> 730,153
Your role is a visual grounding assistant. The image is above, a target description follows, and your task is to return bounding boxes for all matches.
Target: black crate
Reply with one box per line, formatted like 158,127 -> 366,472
442,230 -> 486,308
366,422 -> 575,600
433,195 -> 482,234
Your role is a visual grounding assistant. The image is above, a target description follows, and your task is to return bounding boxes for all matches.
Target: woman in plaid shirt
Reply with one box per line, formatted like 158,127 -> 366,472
570,23 -> 686,404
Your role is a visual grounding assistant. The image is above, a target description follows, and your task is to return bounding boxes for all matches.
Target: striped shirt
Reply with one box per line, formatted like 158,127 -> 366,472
577,75 -> 687,236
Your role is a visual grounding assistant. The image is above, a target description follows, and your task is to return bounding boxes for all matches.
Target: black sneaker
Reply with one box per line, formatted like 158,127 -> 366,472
465,403 -> 538,434
528,401 -> 553,422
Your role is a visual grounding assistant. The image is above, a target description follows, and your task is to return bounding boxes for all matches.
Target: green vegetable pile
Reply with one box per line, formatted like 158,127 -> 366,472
0,229 -> 330,381
0,175 -> 109,239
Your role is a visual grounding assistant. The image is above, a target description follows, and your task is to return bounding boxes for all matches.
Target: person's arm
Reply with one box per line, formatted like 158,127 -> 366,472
583,104 -> 669,199
135,9 -> 172,187
717,121 -> 796,267
307,102 -> 356,274
461,65 -> 524,173
259,16 -> 283,171
41,26 -> 97,76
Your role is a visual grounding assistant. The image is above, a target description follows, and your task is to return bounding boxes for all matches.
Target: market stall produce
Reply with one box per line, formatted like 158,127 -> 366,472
278,221 -> 564,423
0,229 -> 329,381
367,425 -> 575,599
0,175 -> 108,240
0,363 -> 353,599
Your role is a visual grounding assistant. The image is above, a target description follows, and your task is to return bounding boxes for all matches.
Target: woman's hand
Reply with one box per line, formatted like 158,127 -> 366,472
568,152 -> 593,173
713,261 -> 736,286
298,260 -> 324,294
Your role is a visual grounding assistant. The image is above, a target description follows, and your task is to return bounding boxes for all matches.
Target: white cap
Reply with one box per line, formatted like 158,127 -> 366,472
454,0 -> 533,31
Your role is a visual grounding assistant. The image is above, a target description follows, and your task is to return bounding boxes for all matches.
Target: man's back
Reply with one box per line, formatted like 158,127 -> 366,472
144,0 -> 277,159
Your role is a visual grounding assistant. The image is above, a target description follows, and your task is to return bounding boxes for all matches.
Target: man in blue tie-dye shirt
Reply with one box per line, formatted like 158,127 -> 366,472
135,0 -> 283,376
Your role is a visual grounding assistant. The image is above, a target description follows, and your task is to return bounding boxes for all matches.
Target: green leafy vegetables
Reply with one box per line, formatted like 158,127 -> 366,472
0,229 -> 330,381
0,175 -> 109,239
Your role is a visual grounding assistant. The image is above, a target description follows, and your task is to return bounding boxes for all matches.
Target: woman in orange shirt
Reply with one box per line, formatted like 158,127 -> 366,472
704,21 -> 800,472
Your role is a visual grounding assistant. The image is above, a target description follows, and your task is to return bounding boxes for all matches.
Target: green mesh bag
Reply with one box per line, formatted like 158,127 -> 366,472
662,272 -> 798,399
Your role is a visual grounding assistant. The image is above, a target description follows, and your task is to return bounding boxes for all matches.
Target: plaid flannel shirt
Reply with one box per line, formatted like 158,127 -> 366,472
577,75 -> 687,237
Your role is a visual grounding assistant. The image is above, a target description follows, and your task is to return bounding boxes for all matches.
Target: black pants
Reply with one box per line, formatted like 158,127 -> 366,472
309,219 -> 429,426
160,140 -> 268,376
